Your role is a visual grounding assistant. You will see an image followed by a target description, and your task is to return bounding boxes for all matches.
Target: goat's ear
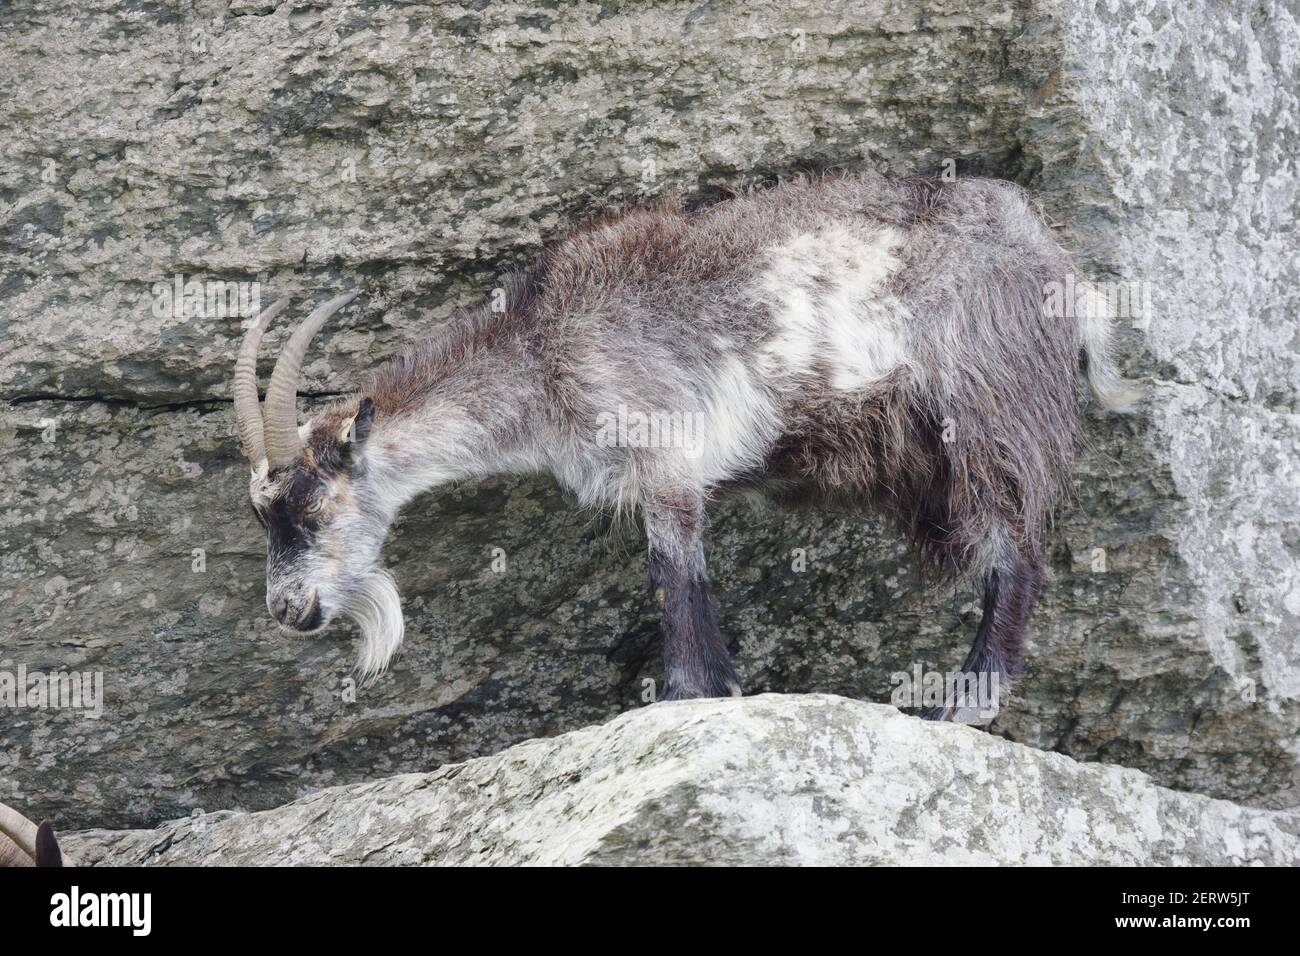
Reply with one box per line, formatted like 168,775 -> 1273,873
337,398 -> 375,453
35,821 -> 63,868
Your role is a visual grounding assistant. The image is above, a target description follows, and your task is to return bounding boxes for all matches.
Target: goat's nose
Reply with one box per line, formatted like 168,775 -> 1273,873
295,593 -> 323,632
271,595 -> 290,624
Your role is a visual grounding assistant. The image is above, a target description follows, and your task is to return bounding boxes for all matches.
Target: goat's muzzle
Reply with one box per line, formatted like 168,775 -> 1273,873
270,592 -> 324,633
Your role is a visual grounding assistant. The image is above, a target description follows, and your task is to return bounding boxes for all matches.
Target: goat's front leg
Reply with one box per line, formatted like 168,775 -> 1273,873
644,491 -> 742,701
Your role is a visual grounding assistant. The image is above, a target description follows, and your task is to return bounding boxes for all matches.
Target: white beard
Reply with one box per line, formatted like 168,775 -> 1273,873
343,569 -> 405,683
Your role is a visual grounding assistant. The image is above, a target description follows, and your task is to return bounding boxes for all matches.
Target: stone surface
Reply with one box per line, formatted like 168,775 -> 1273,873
64,695 -> 1300,866
1,0 -> 1296,830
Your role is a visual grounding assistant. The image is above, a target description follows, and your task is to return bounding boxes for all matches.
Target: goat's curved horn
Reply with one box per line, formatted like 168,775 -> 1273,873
262,291 -> 359,468
232,295 -> 291,468
0,802 -> 39,866
0,834 -> 33,867
0,803 -> 75,867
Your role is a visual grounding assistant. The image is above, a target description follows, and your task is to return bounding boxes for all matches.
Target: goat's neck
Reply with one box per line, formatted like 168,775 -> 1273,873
359,335 -> 546,513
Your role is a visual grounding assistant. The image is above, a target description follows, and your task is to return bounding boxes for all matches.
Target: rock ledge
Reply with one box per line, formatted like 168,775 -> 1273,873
67,695 -> 1300,866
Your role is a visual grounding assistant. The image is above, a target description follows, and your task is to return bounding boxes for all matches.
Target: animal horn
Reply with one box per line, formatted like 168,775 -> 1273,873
232,295 -> 291,468
0,803 -> 75,867
0,802 -> 39,866
262,291 -> 359,468
0,834 -> 33,867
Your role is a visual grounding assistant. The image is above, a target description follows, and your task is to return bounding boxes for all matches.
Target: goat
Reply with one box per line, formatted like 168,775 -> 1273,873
0,801 -> 71,867
231,173 -> 1136,712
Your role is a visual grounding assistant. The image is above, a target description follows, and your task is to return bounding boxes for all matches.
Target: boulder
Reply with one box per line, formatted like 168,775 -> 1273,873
66,695 -> 1300,866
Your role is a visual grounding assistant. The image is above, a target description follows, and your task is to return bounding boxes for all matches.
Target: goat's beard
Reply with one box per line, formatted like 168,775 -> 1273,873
342,569 -> 405,684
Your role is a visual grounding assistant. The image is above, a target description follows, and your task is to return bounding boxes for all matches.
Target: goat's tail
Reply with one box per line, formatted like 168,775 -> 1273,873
1074,279 -> 1143,413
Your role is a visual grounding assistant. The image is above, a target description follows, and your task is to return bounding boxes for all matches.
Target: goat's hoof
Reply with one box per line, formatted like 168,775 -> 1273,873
920,702 -> 998,725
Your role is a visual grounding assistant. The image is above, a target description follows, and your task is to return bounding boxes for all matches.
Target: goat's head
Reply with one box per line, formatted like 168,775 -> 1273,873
233,293 -> 404,680
0,802 -> 70,867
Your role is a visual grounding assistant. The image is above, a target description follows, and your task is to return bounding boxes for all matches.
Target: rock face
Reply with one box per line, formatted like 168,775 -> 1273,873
1,0 -> 1296,829
65,695 -> 1300,866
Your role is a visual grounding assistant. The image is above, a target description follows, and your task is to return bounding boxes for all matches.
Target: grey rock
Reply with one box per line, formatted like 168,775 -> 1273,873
1,0 -> 1296,829
64,695 -> 1300,866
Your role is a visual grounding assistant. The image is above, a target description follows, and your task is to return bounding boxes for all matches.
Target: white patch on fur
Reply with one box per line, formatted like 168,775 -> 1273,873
754,233 -> 823,374
693,356 -> 781,486
751,224 -> 911,391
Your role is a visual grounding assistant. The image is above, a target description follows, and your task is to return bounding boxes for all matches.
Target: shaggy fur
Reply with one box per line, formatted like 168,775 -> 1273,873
247,172 -> 1135,709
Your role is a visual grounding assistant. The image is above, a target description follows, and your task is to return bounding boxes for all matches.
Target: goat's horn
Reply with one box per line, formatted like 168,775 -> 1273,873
0,834 -> 33,867
0,802 -> 39,865
232,295 -> 291,468
262,291 -> 358,468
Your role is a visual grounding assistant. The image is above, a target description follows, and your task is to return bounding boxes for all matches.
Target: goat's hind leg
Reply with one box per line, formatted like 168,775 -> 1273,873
922,551 -> 1043,723
644,490 -> 742,701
